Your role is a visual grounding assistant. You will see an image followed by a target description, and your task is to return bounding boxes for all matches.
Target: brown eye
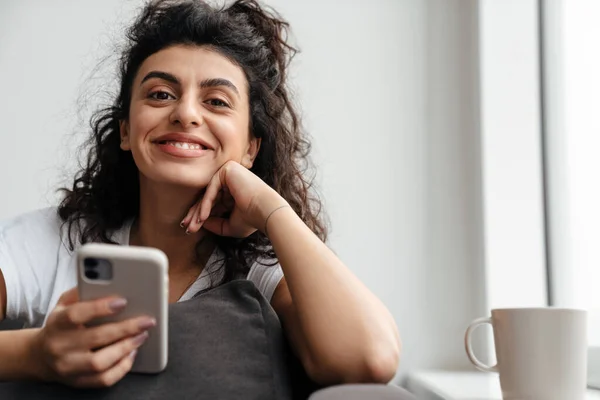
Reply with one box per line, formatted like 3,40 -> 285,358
206,99 -> 229,108
149,91 -> 174,101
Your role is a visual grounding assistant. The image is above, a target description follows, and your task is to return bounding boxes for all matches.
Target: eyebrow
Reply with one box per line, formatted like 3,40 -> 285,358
140,71 -> 240,97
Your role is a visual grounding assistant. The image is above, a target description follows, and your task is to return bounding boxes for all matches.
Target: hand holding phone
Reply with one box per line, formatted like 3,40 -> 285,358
77,243 -> 169,374
31,287 -> 155,388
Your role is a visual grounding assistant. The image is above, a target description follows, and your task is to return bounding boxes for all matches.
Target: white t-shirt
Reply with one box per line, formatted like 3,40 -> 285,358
0,208 -> 284,328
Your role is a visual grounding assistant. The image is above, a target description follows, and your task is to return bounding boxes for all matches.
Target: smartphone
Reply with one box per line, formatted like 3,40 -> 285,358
77,243 -> 169,374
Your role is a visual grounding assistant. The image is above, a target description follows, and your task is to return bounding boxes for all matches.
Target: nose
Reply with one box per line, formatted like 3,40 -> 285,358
169,95 -> 203,128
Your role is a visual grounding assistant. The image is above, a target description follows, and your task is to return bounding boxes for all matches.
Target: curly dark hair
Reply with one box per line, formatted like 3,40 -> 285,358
58,0 -> 327,285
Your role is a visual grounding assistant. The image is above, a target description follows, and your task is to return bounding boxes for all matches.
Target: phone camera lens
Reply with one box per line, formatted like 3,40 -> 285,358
85,269 -> 99,280
82,258 -> 111,281
84,258 -> 98,268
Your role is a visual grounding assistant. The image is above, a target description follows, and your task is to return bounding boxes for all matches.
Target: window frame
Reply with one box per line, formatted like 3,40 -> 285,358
539,0 -> 600,387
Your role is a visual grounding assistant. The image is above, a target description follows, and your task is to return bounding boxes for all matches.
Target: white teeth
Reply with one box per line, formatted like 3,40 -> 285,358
164,141 -> 202,150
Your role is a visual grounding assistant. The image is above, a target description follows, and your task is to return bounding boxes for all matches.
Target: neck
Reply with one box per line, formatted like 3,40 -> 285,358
129,176 -> 209,273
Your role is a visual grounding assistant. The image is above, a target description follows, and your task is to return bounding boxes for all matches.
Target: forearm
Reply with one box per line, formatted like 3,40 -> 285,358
266,207 -> 401,383
0,328 -> 42,381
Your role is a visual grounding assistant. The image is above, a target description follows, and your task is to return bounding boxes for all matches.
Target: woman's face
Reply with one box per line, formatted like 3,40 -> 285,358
120,45 -> 258,188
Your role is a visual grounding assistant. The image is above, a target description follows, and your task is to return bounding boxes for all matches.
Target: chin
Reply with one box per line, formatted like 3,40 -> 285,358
141,166 -> 215,189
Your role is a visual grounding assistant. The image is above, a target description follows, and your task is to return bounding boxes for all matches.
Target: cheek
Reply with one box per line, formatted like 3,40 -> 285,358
208,115 -> 250,155
129,105 -> 166,141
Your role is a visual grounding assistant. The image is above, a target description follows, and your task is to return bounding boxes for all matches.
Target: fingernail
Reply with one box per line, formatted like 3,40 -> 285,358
138,318 -> 156,330
180,220 -> 186,228
132,331 -> 149,347
129,349 -> 138,360
109,298 -> 127,312
185,229 -> 191,235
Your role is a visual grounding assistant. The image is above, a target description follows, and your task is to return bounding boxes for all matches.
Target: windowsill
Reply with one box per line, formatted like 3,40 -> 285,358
405,370 -> 600,400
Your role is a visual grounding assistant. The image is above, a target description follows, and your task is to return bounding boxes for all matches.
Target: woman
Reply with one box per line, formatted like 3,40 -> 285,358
0,0 -> 400,389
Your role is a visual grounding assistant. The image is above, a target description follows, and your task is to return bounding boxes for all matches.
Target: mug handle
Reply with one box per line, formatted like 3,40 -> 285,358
464,317 -> 499,373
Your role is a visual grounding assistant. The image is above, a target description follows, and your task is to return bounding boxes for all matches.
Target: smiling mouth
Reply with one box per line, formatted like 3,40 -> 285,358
156,140 -> 208,150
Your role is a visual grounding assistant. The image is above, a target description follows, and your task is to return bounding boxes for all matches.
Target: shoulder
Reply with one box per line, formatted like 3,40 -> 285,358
197,248 -> 284,302
0,207 -> 70,272
247,258 -> 284,302
0,207 -> 64,246
0,208 -> 72,326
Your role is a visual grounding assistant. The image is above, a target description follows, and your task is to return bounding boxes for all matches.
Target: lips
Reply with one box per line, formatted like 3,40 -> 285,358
152,132 -> 214,150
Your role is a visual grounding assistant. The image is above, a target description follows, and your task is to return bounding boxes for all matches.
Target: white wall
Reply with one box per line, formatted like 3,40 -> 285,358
0,0 -> 142,217
0,0 -> 489,378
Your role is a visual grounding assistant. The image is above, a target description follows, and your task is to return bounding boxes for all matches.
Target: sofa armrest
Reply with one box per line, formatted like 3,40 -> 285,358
308,384 -> 416,400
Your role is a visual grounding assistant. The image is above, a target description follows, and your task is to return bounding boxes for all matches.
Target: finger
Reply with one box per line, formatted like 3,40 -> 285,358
180,189 -> 207,228
202,215 -> 256,238
54,330 -> 146,378
84,331 -> 147,375
184,201 -> 203,234
81,315 -> 156,350
56,287 -> 79,308
187,173 -> 222,234
197,190 -> 224,222
70,344 -> 140,388
54,297 -> 128,328
201,217 -> 228,236
199,172 -> 224,223
180,205 -> 196,228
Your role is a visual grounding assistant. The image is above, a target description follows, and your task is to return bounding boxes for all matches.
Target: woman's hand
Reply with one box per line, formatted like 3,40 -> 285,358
182,161 -> 289,237
31,288 -> 156,388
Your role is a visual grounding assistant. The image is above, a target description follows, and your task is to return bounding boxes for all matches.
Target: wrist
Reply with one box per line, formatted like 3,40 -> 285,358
254,190 -> 289,231
263,205 -> 292,237
23,328 -> 48,381
0,328 -> 45,381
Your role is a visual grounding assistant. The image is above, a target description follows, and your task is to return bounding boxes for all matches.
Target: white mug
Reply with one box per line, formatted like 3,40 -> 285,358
464,308 -> 588,400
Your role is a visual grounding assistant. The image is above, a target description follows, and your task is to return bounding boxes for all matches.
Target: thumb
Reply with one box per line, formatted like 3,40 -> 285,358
202,217 -> 229,237
57,287 -> 79,307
